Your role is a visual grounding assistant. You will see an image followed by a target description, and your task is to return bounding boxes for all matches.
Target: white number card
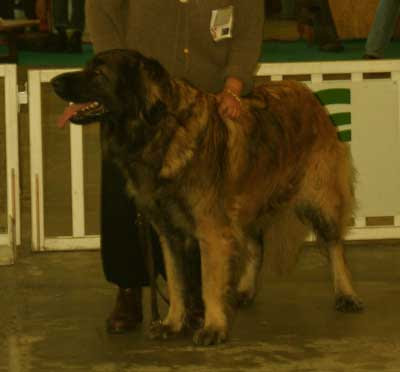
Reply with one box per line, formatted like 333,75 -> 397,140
210,5 -> 234,42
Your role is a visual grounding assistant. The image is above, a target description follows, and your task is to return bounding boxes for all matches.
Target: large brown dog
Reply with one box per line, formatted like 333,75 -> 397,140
52,49 -> 363,346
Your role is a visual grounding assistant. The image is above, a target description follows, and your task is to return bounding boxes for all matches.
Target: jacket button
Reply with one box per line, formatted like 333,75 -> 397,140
183,48 -> 189,54
179,0 -> 188,3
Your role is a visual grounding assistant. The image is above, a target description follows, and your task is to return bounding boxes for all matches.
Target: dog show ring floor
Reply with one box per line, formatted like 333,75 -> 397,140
0,243 -> 400,372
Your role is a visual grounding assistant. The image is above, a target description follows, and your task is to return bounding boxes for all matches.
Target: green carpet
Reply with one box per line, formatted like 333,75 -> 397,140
1,39 -> 399,67
0,43 -> 94,67
259,39 -> 400,62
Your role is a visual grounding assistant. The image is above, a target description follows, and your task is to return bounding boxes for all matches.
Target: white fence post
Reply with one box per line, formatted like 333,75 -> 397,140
28,70 -> 45,252
70,124 -> 86,238
0,64 -> 20,265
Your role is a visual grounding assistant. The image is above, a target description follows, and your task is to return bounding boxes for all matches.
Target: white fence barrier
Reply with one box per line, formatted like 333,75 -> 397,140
256,59 -> 400,240
0,64 -> 20,265
27,60 -> 400,251
28,69 -> 99,252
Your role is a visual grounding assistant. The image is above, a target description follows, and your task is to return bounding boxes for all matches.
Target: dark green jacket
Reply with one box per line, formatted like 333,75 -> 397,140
86,0 -> 264,93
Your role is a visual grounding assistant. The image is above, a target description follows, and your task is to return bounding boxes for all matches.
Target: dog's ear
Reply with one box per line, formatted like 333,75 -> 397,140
138,57 -> 171,124
142,57 -> 168,83
143,99 -> 167,125
141,57 -> 172,98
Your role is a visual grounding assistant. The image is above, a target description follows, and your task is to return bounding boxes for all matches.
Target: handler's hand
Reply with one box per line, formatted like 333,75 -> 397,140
216,90 -> 242,120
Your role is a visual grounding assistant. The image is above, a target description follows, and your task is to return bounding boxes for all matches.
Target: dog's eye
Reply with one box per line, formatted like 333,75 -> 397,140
92,69 -> 109,82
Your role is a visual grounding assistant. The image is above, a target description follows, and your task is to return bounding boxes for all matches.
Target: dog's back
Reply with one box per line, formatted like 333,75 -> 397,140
185,80 -> 355,278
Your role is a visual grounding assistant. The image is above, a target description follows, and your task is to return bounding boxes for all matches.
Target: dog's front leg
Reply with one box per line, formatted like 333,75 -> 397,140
193,225 -> 237,346
150,233 -> 187,339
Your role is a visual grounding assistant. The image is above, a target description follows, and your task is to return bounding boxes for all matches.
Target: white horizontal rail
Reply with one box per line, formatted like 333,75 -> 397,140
347,226 -> 400,241
0,235 -> 9,246
32,68 -> 81,83
256,59 -> 400,76
43,236 -> 100,251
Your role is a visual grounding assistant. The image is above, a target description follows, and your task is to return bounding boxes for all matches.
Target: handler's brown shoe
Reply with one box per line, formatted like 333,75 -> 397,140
106,287 -> 143,334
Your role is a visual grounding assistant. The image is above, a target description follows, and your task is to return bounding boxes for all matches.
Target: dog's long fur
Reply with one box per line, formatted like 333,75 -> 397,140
52,49 -> 363,346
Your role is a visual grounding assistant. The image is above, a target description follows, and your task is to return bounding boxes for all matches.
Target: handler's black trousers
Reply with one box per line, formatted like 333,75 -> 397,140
101,157 -> 164,289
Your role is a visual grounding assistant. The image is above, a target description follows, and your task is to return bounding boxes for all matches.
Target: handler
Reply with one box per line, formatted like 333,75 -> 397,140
85,0 -> 264,334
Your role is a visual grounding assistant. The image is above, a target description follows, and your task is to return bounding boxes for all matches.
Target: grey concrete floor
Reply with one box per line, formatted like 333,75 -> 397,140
1,244 -> 400,372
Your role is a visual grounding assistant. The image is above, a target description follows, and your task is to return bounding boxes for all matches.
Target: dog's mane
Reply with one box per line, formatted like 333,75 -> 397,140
159,79 -> 228,182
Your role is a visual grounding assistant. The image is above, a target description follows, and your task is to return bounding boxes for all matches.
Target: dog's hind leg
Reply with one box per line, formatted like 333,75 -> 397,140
149,233 -> 187,339
193,224 -> 238,346
262,208 -> 309,276
297,202 -> 363,313
236,238 -> 263,307
327,241 -> 363,312
298,144 -> 363,312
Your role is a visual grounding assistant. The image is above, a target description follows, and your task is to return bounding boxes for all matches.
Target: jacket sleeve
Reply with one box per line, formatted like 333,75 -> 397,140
224,0 -> 264,93
85,0 -> 127,53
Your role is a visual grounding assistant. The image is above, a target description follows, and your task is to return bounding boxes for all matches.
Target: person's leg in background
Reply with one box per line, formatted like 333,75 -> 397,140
22,0 -> 36,19
0,0 -> 15,19
280,0 -> 296,19
52,0 -> 69,51
313,0 -> 342,51
365,0 -> 400,59
68,0 -> 85,52
298,0 -> 343,52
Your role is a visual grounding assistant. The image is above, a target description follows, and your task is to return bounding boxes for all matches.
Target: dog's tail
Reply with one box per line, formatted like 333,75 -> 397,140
262,209 -> 309,275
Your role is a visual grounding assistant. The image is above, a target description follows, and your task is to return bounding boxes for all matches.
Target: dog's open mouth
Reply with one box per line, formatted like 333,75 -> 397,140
57,101 -> 107,128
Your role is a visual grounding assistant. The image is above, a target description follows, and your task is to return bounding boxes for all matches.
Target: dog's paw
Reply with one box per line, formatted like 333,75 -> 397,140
335,295 -> 364,313
187,312 -> 204,331
236,291 -> 256,308
149,320 -> 182,340
193,327 -> 228,346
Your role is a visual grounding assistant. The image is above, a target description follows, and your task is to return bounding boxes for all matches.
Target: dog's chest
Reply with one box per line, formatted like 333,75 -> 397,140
119,157 -> 195,234
103,121 -> 196,234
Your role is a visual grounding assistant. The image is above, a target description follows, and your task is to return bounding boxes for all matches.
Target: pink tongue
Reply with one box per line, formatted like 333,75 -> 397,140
57,103 -> 90,128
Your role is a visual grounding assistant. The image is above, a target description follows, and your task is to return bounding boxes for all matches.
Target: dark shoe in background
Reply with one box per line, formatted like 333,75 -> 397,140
363,54 -> 381,60
319,41 -> 344,52
106,287 -> 143,334
54,27 -> 68,52
68,30 -> 83,53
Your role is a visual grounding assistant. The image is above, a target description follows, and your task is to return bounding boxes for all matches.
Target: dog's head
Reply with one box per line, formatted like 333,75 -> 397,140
52,49 -> 171,127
